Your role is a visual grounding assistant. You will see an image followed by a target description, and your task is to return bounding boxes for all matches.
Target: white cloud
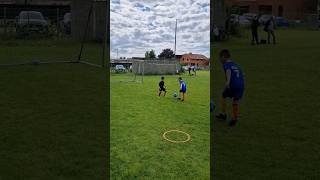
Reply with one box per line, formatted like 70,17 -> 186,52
110,0 -> 210,58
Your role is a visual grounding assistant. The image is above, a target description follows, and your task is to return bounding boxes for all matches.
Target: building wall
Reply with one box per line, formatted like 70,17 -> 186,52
226,0 -> 304,20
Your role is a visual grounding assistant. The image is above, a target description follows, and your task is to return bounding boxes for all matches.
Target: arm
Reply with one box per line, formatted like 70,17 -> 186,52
225,69 -> 231,88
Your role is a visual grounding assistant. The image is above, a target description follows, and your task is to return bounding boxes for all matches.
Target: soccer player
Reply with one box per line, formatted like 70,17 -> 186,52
158,76 -> 166,96
216,49 -> 244,127
178,77 -> 187,101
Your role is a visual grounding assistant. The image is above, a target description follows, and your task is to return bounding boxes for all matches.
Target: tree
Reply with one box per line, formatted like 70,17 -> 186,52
145,51 -> 150,59
149,49 -> 156,59
158,48 -> 175,59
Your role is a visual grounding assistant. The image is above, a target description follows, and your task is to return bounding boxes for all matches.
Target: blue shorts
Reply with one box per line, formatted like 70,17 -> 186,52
180,89 -> 186,93
222,87 -> 244,101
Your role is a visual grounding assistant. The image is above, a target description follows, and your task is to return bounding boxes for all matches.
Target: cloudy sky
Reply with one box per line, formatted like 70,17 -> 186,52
110,0 -> 210,59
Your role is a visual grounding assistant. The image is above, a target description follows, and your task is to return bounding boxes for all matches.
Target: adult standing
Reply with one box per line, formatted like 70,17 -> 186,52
265,16 -> 276,44
251,15 -> 260,45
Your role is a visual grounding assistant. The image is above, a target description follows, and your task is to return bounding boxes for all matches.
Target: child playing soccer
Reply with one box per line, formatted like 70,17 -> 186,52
158,76 -> 166,96
178,77 -> 187,101
216,49 -> 245,127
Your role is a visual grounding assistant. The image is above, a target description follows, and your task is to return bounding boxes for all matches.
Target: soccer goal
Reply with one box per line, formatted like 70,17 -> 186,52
0,0 -> 107,68
110,60 -> 144,83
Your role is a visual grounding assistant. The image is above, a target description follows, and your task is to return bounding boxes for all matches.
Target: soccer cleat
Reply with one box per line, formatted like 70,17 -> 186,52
228,119 -> 238,127
216,113 -> 227,121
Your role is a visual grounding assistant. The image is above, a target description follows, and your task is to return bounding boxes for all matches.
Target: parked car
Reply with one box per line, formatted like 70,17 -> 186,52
238,16 -> 251,26
259,14 -> 273,25
275,17 -> 289,27
115,65 -> 126,73
243,13 -> 257,21
16,11 -> 48,34
60,12 -> 71,34
229,14 -> 251,26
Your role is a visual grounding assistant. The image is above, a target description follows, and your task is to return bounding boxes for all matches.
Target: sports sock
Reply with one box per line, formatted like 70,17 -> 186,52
232,102 -> 239,120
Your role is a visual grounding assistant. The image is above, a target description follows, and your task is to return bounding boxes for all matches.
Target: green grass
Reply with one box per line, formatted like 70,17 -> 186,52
212,29 -> 320,179
0,40 -> 108,179
0,38 -> 102,65
111,71 -> 210,179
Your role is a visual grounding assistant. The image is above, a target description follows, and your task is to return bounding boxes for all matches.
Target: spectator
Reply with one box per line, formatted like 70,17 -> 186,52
264,16 -> 276,44
251,15 -> 260,45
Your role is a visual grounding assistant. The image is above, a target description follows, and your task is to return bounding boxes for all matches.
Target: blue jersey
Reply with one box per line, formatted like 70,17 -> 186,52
223,61 -> 244,89
180,80 -> 187,91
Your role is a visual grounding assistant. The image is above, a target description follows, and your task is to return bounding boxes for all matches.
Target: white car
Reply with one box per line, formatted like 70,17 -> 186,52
243,13 -> 257,21
115,65 -> 126,73
238,16 -> 251,26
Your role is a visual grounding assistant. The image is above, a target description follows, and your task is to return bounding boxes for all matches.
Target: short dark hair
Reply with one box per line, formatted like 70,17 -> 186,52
219,49 -> 231,58
179,77 -> 182,80
161,76 -> 164,80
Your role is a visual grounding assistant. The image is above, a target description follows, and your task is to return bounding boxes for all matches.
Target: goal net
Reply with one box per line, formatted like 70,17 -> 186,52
0,1 -> 106,68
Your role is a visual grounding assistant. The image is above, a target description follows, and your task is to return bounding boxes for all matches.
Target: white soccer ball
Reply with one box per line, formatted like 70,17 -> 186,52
173,92 -> 178,97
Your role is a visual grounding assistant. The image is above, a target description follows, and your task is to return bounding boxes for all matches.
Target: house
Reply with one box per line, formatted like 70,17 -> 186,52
226,0 -> 305,20
180,53 -> 209,67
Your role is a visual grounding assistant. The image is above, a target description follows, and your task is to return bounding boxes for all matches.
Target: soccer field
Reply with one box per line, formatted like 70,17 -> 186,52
111,71 -> 210,179
212,29 -> 320,179
0,40 -> 108,179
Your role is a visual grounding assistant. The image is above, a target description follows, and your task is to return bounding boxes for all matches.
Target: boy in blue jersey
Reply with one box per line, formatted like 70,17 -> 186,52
216,49 -> 244,127
178,77 -> 187,101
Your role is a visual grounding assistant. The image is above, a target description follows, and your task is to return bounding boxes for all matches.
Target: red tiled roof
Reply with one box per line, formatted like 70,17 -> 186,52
181,53 -> 208,60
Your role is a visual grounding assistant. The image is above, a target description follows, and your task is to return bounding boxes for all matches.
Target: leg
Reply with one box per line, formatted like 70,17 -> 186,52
251,31 -> 255,45
164,90 -> 166,96
271,31 -> 276,44
231,100 -> 239,120
267,31 -> 271,44
255,31 -> 259,44
158,91 -> 161,96
181,93 -> 185,101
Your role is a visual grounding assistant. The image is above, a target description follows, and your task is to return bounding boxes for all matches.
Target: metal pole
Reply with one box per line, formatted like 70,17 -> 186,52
78,2 -> 93,61
4,7 -> 7,34
174,19 -> 177,55
56,8 -> 59,35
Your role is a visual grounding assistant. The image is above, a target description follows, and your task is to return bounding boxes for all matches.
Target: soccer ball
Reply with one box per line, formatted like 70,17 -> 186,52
173,92 -> 178,98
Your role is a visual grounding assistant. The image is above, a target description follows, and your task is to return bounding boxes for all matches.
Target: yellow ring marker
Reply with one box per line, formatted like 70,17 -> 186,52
162,130 -> 191,143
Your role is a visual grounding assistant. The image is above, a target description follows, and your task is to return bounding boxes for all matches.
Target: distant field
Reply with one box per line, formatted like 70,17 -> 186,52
212,29 -> 320,179
0,39 -> 108,179
111,71 -> 210,179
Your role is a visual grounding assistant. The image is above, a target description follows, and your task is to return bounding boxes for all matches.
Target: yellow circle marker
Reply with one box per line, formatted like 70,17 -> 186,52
162,130 -> 191,143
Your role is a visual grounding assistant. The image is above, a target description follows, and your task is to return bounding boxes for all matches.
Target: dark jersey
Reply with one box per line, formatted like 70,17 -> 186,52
223,61 -> 244,89
159,81 -> 165,88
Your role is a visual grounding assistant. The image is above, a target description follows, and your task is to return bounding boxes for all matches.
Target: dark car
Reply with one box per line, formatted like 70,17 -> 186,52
60,12 -> 71,34
275,17 -> 289,27
16,11 -> 48,34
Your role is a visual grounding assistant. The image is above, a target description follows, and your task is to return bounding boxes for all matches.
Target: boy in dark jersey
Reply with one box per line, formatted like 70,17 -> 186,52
158,76 -> 166,96
178,77 -> 187,101
216,49 -> 245,127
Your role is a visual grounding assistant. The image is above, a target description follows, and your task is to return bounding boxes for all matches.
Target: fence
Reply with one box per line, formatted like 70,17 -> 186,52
0,2 -> 107,67
0,5 -> 71,37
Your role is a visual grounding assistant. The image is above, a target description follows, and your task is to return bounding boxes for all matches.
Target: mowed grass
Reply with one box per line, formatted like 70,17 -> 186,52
111,71 -> 210,179
0,40 -> 108,179
0,38 -> 102,65
212,29 -> 320,179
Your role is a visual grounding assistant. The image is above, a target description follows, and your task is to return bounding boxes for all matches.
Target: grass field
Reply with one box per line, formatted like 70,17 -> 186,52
212,29 -> 320,179
0,39 -> 108,179
111,71 -> 210,179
